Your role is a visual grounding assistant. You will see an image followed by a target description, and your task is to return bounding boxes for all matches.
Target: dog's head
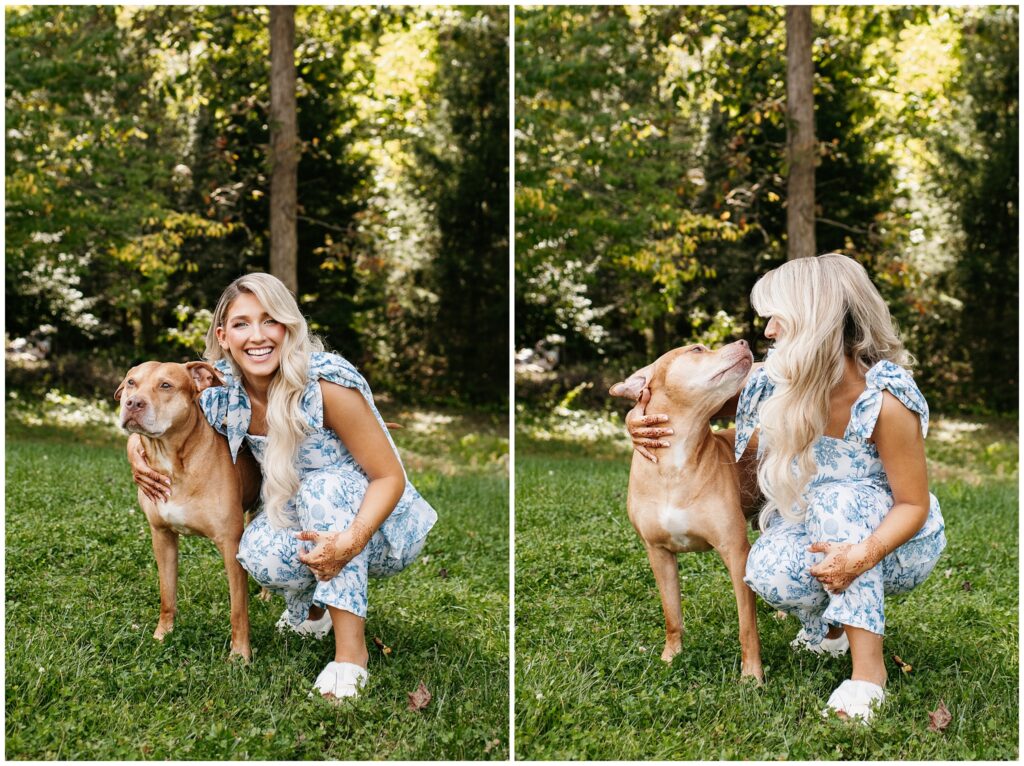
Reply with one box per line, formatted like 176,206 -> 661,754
610,339 -> 752,413
114,361 -> 225,437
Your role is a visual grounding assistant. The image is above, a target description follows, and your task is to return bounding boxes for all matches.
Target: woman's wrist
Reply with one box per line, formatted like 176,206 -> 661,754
852,534 -> 888,575
347,518 -> 374,551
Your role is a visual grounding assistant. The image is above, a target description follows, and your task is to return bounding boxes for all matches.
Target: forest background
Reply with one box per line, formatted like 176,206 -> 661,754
515,5 -> 1018,415
6,5 -> 509,407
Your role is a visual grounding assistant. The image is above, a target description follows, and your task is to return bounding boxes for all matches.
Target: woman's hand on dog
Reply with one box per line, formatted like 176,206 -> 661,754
127,434 -> 172,502
625,388 -> 673,463
296,523 -> 372,581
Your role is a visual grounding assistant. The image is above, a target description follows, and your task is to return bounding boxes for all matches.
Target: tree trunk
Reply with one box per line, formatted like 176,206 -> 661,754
785,5 -> 816,260
269,6 -> 298,291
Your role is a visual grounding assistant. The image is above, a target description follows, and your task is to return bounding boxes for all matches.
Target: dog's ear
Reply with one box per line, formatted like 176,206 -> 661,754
609,363 -> 654,401
185,362 -> 225,396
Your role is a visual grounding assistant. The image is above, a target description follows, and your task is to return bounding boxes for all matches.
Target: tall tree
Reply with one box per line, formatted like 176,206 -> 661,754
269,6 -> 298,291
785,5 -> 815,260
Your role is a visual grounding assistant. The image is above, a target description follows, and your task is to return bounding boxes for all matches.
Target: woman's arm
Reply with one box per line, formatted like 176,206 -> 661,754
809,392 -> 931,592
297,380 -> 406,581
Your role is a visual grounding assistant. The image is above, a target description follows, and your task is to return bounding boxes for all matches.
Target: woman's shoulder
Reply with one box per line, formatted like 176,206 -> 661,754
306,351 -> 370,394
854,359 -> 929,437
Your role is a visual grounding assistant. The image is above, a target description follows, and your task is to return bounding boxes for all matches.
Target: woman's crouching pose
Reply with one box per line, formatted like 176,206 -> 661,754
133,273 -> 437,701
629,254 -> 946,722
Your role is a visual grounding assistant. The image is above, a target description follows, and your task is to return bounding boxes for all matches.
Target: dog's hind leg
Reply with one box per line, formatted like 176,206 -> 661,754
150,525 -> 179,641
214,535 -> 252,662
645,543 -> 684,662
718,541 -> 764,683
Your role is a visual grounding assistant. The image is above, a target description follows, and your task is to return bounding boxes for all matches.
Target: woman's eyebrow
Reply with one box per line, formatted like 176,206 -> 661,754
227,312 -> 272,322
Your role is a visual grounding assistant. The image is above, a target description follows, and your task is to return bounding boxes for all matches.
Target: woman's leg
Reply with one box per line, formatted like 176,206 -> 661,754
236,510 -> 317,625
745,515 -> 834,644
845,625 -> 887,687
328,607 -> 369,668
295,469 -> 377,670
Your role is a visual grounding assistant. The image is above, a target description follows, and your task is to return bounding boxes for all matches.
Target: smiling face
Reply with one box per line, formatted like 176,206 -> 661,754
214,291 -> 288,384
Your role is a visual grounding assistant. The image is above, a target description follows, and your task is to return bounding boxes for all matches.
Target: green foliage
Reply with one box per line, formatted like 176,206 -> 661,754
515,5 -> 1018,413
932,7 -> 1018,412
5,6 -> 509,405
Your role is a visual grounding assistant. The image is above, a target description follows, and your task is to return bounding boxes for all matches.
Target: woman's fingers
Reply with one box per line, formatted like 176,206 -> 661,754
633,437 -> 670,449
631,426 -> 673,438
634,444 -> 658,464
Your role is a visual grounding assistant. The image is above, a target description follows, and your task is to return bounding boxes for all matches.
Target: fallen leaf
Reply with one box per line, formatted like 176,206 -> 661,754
943,568 -> 953,578
484,738 -> 501,753
773,610 -> 788,621
372,636 -> 392,655
962,580 -> 973,592
891,654 -> 913,674
438,567 -> 449,579
928,700 -> 952,732
407,680 -> 432,711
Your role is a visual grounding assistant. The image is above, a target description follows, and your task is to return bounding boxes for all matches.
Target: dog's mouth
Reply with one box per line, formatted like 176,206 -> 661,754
120,416 -> 166,438
712,354 -> 751,382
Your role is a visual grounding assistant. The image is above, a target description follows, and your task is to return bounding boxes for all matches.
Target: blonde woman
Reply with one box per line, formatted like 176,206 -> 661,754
627,254 -> 946,722
129,273 -> 437,700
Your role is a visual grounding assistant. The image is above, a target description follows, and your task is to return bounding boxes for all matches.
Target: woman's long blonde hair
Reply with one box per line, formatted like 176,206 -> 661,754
751,254 -> 911,528
204,273 -> 324,529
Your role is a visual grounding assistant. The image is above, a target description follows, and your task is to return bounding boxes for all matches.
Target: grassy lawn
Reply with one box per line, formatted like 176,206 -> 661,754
5,393 -> 509,760
515,408 -> 1018,760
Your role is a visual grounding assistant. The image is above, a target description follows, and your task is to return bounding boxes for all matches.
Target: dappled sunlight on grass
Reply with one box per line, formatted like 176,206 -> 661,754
8,390 -> 120,432
390,407 -> 508,477
926,415 -> 1018,484
515,404 -> 631,457
5,390 -> 509,480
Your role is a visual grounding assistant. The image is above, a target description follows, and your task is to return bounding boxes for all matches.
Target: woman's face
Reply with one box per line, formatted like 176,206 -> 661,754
764,315 -> 782,341
215,292 -> 287,382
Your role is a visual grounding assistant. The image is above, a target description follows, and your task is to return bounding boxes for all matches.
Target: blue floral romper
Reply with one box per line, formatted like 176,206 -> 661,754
199,351 -> 438,623
738,360 -> 946,646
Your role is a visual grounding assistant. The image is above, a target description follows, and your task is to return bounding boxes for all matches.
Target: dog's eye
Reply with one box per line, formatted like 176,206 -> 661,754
691,346 -> 706,353
159,382 -> 172,389
126,379 -> 135,387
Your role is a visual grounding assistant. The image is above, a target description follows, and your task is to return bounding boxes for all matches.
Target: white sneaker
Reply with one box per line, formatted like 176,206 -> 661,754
790,628 -> 849,657
823,679 -> 885,723
275,608 -> 332,639
312,661 -> 368,700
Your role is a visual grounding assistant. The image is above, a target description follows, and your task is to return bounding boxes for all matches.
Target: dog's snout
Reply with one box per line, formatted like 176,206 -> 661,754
736,339 -> 748,349
125,396 -> 147,412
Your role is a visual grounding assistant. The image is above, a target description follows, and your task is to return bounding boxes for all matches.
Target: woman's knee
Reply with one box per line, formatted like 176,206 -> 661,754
296,470 -> 366,530
745,532 -> 824,611
237,514 -> 312,590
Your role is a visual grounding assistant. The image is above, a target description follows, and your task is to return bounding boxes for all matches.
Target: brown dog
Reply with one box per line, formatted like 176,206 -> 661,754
115,361 -> 260,660
610,339 -> 764,681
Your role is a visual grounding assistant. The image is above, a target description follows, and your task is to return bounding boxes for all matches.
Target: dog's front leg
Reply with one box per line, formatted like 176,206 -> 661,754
645,543 -> 683,662
718,541 -> 764,683
214,535 -> 252,662
149,525 -> 179,641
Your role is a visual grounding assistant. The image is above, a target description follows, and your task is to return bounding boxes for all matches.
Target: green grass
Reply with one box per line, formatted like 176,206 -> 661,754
514,410 -> 1018,760
5,395 -> 509,760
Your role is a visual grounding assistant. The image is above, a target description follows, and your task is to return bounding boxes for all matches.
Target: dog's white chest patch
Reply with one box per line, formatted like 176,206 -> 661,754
658,505 -> 707,551
158,501 -> 197,535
